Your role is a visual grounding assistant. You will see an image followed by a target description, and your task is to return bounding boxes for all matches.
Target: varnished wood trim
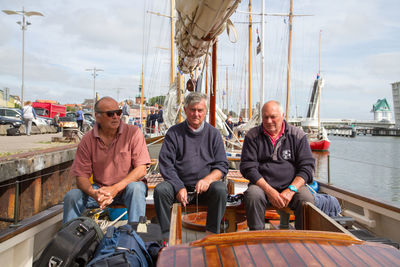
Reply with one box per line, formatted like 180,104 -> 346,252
169,203 -> 182,245
227,177 -> 249,183
190,230 -> 363,247
303,202 -> 356,238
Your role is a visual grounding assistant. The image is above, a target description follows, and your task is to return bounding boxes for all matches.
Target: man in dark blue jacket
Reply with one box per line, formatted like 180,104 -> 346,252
240,100 -> 315,230
154,92 -> 228,240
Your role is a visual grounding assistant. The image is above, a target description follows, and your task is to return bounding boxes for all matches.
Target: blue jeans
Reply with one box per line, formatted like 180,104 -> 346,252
63,182 -> 146,224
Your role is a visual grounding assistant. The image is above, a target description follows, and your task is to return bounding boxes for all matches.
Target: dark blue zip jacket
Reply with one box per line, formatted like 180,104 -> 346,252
240,121 -> 315,192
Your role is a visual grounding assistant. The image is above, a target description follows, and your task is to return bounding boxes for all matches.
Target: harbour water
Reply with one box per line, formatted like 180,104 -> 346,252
313,135 -> 400,208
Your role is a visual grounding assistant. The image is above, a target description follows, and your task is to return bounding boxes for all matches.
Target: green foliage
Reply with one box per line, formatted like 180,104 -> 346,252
228,110 -> 237,117
148,95 -> 166,106
67,106 -> 76,112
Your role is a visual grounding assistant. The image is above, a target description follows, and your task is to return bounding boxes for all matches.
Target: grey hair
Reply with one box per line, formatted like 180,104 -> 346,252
184,92 -> 208,109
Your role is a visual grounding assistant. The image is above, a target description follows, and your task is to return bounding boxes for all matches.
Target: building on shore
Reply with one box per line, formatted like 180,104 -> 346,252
371,98 -> 392,122
0,88 -> 20,107
392,82 -> 400,127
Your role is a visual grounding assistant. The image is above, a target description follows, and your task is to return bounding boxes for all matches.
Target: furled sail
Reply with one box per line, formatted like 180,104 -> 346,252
303,76 -> 324,128
175,0 -> 241,74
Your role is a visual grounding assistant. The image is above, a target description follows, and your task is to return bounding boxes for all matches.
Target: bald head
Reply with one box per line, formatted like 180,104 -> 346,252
262,101 -> 284,116
95,97 -> 118,112
261,100 -> 285,136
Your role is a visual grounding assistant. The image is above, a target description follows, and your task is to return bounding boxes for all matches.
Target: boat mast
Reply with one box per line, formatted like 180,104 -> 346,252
285,0 -> 293,121
170,0 -> 175,87
170,0 -> 183,123
205,55 -> 209,94
226,66 -> 229,115
248,0 -> 252,120
317,30 -> 322,132
210,41 -> 217,127
140,64 -> 144,128
260,0 -> 265,123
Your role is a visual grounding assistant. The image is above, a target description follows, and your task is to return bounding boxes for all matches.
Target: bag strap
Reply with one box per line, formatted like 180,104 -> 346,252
116,225 -> 153,266
105,226 -> 115,238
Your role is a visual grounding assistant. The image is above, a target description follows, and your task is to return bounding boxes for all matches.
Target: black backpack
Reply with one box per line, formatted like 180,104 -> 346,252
34,217 -> 103,267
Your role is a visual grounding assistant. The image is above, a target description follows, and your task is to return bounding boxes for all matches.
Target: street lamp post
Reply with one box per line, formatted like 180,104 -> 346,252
85,67 -> 103,116
2,7 -> 43,108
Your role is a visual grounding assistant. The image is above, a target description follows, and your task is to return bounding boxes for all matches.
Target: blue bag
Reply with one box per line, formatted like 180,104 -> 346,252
87,224 -> 153,267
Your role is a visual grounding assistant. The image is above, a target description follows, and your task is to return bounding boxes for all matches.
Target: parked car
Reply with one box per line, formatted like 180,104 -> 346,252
0,115 -> 23,128
0,107 -> 49,126
65,112 -> 93,132
83,113 -> 95,126
58,115 -> 78,128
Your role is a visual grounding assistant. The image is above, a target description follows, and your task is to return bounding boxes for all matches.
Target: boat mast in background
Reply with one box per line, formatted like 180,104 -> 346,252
260,0 -> 265,123
285,0 -> 293,121
170,0 -> 175,87
282,0 -> 312,120
317,30 -> 322,132
248,0 -> 252,120
210,41 -> 217,127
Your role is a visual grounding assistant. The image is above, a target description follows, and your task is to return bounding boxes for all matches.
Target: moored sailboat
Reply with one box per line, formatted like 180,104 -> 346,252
302,31 -> 330,151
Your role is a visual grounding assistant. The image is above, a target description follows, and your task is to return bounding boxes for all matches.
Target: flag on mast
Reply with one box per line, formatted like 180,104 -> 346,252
256,28 -> 261,55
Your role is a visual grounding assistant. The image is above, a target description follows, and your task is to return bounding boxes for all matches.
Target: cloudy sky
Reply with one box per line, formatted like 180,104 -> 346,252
0,0 -> 399,120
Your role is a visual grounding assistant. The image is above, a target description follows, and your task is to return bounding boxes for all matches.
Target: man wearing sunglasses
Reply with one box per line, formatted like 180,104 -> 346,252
63,96 -> 151,224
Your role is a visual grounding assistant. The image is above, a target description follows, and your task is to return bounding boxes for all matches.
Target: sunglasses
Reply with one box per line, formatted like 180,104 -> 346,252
98,109 -> 122,117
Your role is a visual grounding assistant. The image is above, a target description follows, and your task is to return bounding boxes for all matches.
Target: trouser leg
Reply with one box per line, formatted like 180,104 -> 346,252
24,119 -> 32,135
62,187 -> 99,224
154,181 -> 175,239
244,184 -> 268,230
118,181 -> 147,223
199,181 -> 227,234
288,185 -> 315,229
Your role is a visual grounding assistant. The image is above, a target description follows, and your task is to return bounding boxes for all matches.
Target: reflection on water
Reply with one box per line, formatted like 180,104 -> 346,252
312,135 -> 400,207
313,151 -> 329,181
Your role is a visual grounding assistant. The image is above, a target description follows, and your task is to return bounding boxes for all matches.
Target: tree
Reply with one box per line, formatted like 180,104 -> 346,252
148,95 -> 166,106
67,106 -> 77,112
229,110 -> 237,117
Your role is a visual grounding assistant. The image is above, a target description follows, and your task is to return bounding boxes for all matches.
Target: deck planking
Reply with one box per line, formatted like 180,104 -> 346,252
158,231 -> 400,267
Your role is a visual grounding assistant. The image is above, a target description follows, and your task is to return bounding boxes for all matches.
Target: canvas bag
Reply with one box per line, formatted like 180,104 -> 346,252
87,224 -> 153,267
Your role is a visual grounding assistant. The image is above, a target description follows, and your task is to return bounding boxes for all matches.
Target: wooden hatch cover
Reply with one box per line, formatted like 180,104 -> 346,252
157,230 -> 400,267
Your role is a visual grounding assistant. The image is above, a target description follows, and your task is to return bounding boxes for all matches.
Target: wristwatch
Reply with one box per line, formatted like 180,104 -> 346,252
288,185 -> 298,193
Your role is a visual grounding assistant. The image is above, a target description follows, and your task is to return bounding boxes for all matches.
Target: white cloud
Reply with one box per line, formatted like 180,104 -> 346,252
0,0 -> 399,120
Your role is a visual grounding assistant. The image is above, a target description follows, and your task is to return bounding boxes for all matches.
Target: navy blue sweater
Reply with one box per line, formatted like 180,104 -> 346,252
159,121 -> 228,194
240,121 -> 315,192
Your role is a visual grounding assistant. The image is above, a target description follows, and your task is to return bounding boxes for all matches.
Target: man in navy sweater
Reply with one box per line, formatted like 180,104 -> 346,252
240,100 -> 315,230
154,92 -> 228,240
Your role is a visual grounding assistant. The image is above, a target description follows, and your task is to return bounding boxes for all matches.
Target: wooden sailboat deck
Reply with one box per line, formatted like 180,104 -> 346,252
158,230 -> 400,267
159,200 -> 400,267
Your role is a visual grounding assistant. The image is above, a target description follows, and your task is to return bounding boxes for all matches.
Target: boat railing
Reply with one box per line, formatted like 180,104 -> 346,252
319,182 -> 400,244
